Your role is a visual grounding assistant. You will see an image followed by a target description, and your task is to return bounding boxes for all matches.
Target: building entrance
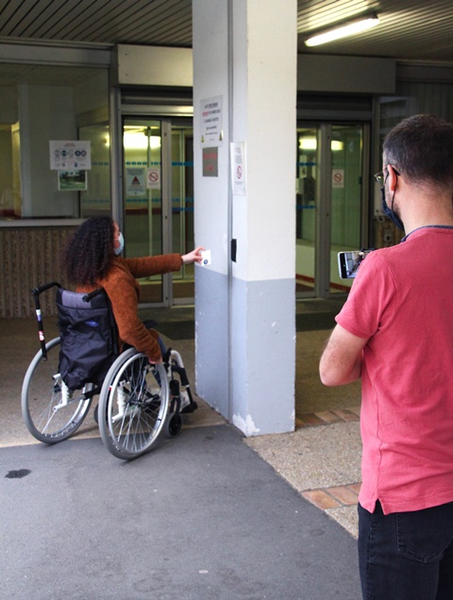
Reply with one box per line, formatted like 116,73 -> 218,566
296,122 -> 370,298
120,117 -> 369,305
122,117 -> 194,306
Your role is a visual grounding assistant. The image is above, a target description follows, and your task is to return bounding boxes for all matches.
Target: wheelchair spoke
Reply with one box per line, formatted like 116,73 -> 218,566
21,338 -> 92,443
98,349 -> 170,459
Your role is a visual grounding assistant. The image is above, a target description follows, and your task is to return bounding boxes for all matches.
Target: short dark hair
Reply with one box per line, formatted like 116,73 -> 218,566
63,216 -> 115,285
383,114 -> 453,191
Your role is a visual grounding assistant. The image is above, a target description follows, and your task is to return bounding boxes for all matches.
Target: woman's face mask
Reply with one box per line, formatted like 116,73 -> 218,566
114,231 -> 125,255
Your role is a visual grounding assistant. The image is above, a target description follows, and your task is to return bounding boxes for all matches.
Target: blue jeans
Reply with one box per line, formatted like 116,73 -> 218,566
358,500 -> 453,599
158,336 -> 167,357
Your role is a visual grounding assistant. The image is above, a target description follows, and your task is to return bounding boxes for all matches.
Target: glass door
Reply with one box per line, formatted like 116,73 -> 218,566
123,119 -> 164,303
171,119 -> 195,304
329,124 -> 365,293
296,127 -> 317,296
122,118 -> 195,306
296,122 -> 368,298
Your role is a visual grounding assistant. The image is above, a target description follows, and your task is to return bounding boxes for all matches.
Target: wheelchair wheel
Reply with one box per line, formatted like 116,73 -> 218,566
21,337 -> 93,443
98,348 -> 170,460
164,412 -> 183,437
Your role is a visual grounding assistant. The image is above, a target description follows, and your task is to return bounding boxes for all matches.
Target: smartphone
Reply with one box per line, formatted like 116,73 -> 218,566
337,250 -> 372,279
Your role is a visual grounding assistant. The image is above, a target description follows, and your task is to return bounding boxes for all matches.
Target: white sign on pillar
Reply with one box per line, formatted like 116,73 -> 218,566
200,96 -> 224,147
230,142 -> 246,196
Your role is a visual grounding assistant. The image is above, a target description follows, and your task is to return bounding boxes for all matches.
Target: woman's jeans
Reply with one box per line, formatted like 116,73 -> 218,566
158,336 -> 167,357
358,500 -> 453,600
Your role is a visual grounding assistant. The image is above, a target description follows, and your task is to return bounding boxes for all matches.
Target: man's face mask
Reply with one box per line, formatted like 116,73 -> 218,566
381,186 -> 405,231
378,167 -> 405,232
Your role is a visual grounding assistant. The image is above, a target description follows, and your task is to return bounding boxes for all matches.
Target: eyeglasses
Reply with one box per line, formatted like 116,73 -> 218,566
374,171 -> 386,186
374,166 -> 400,186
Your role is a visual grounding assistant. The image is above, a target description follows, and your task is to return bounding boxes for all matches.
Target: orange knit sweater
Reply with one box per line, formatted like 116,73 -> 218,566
77,254 -> 183,362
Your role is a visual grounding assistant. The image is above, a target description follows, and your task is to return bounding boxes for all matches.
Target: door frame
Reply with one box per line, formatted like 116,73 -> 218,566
110,88 -> 193,307
297,120 -> 371,299
116,111 -> 194,308
161,118 -> 172,306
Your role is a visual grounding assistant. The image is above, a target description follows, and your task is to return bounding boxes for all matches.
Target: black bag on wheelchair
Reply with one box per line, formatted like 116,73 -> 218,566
56,287 -> 118,390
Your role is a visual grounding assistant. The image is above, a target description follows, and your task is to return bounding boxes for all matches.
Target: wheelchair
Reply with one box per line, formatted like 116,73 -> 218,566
21,282 -> 197,460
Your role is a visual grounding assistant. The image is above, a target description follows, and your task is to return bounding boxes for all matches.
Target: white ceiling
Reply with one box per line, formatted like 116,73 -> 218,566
0,0 -> 452,63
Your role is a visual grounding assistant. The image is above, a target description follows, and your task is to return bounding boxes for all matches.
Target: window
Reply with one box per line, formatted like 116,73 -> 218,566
0,63 -> 110,221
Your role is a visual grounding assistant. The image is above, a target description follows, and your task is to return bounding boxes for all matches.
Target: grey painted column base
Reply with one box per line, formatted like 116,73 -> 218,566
195,267 -> 230,419
196,267 -> 296,436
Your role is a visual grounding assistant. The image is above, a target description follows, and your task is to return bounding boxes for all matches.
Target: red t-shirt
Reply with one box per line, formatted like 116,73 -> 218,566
336,227 -> 453,514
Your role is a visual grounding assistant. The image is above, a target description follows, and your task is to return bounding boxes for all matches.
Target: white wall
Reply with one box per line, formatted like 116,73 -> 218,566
20,84 -> 78,217
231,0 -> 296,284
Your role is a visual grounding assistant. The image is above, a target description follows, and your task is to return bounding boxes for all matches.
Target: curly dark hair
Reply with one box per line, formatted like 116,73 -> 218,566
63,216 -> 115,285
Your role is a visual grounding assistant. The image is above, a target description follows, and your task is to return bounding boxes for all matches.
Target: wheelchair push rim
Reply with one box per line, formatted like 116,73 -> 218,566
21,337 -> 93,443
98,348 -> 170,460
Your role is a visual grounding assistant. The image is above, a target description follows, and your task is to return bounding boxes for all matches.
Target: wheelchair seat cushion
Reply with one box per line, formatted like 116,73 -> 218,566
56,288 -> 118,390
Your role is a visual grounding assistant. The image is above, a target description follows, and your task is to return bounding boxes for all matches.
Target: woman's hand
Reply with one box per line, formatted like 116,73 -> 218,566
149,357 -> 163,365
182,247 -> 205,265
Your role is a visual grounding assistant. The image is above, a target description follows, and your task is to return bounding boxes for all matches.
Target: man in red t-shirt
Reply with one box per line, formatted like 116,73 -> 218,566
320,114 -> 453,599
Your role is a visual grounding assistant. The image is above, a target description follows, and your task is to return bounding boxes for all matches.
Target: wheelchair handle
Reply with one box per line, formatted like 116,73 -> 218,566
82,288 -> 104,303
31,281 -> 61,297
30,281 -> 61,360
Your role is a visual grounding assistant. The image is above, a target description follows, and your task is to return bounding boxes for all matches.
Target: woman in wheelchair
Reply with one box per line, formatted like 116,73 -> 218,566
21,216 -> 203,459
63,216 -> 203,364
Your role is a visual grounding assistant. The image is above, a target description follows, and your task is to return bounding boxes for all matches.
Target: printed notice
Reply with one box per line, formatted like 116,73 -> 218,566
200,96 -> 223,147
58,170 -> 87,191
50,140 -> 91,170
332,169 -> 345,188
146,167 -> 161,190
230,142 -> 246,195
202,147 -> 218,177
126,168 -> 146,196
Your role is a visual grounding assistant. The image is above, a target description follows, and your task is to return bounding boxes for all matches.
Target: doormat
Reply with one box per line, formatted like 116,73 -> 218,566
156,314 -> 335,338
156,320 -> 195,340
296,312 -> 336,331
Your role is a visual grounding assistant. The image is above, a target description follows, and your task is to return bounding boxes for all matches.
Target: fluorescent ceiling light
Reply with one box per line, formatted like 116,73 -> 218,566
123,132 -> 161,150
305,14 -> 379,47
299,138 -> 317,150
299,138 -> 344,151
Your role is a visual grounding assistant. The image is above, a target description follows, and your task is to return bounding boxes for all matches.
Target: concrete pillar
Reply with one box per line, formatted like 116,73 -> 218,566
193,0 -> 297,435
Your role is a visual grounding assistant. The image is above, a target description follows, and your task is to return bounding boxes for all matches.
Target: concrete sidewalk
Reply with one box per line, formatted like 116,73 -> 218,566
1,425 -> 360,599
1,310 -> 362,599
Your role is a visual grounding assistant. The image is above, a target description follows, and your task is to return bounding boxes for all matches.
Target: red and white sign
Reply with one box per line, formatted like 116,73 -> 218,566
147,168 -> 161,190
332,169 -> 344,188
230,142 -> 246,196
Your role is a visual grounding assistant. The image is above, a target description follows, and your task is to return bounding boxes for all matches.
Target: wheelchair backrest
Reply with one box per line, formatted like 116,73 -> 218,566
56,287 -> 119,390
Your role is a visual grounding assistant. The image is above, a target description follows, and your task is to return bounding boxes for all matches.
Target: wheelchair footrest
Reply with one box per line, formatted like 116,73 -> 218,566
180,400 -> 198,414
169,395 -> 198,415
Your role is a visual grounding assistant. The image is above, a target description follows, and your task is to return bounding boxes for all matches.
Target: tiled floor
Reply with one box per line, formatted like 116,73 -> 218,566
296,408 -> 361,513
296,407 -> 360,428
303,483 -> 361,510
